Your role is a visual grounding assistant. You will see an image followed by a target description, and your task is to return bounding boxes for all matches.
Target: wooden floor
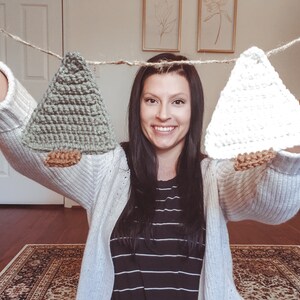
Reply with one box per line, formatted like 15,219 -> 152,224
0,205 -> 299,272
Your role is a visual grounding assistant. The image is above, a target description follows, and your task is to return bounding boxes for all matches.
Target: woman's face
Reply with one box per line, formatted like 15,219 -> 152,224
140,72 -> 191,156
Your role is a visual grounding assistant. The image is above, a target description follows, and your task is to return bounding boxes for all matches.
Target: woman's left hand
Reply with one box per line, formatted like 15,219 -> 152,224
284,146 -> 300,153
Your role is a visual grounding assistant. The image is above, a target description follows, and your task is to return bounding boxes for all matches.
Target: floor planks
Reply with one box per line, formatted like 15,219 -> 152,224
0,205 -> 88,272
0,205 -> 299,272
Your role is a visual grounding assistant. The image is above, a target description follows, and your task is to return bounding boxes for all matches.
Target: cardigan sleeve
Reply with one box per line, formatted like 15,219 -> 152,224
215,151 -> 300,224
0,62 -> 121,211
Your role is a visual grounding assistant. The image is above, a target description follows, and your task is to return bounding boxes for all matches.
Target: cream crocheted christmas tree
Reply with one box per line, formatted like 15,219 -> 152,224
204,46 -> 300,170
22,52 -> 117,167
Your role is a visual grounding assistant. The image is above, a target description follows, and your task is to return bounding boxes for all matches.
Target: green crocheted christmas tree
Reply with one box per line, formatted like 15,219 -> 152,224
22,52 -> 117,167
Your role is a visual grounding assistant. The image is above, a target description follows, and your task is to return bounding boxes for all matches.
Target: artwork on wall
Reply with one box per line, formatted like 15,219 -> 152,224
142,0 -> 182,52
197,0 -> 237,53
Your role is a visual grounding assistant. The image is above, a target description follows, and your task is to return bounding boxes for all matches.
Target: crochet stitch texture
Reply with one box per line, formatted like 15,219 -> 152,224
205,46 -> 300,160
22,52 -> 117,155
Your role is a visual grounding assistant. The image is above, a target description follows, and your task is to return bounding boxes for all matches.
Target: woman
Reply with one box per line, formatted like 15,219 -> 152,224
0,53 -> 299,300
111,53 -> 206,299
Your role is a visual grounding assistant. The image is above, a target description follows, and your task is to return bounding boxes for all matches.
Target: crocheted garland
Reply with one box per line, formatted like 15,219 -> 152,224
22,52 -> 117,167
204,46 -> 300,170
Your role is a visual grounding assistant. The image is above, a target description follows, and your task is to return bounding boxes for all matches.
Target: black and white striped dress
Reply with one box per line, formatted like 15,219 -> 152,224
110,178 -> 205,300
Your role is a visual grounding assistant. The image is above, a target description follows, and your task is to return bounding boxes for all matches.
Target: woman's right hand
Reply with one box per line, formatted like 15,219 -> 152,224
0,71 -> 8,102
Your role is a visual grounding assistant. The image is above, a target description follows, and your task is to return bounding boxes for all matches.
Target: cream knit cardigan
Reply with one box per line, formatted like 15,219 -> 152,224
0,62 -> 299,300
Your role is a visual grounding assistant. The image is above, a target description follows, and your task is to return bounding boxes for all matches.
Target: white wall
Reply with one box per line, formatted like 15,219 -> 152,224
63,0 -> 300,148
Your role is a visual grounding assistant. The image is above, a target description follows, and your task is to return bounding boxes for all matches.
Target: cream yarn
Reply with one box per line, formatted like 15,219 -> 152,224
204,46 -> 300,160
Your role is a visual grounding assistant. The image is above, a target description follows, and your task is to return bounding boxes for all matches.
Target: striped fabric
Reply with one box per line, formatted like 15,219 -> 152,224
110,178 -> 205,300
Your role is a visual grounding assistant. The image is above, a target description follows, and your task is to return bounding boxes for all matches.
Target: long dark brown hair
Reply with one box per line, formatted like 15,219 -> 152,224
114,53 -> 205,253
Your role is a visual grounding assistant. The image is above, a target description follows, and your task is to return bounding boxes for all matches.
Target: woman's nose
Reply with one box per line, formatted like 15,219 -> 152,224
156,103 -> 170,121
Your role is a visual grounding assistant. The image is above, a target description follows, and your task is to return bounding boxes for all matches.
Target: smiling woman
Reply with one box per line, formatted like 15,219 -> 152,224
111,53 -> 206,299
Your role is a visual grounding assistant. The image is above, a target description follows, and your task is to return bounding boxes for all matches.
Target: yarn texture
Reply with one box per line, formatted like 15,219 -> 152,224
22,52 -> 117,165
204,46 -> 300,160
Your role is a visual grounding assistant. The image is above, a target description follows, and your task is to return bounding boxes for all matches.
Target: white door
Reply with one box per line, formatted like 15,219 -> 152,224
0,0 -> 64,204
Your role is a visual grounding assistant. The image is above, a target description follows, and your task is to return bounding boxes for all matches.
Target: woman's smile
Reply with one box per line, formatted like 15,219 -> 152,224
152,126 -> 176,133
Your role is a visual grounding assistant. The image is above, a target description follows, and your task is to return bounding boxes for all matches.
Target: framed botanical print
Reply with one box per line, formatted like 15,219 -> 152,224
142,0 -> 182,52
197,0 -> 237,53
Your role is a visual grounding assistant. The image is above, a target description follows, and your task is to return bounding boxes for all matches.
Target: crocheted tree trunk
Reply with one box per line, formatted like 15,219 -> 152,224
234,149 -> 276,171
44,150 -> 82,167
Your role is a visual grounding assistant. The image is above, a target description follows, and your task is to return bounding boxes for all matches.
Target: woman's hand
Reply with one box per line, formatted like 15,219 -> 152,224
0,71 -> 8,102
285,146 -> 300,153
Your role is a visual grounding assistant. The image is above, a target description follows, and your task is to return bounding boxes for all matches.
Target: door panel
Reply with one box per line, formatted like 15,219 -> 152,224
0,0 -> 64,204
0,3 -> 6,59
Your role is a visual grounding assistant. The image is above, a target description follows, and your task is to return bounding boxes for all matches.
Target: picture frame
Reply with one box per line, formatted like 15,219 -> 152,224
197,0 -> 237,53
142,0 -> 182,52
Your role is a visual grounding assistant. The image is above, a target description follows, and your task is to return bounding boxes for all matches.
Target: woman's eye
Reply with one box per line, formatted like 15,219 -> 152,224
173,99 -> 185,105
145,98 -> 157,104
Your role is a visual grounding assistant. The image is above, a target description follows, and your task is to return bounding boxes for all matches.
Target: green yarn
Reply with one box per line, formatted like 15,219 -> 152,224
22,52 -> 117,154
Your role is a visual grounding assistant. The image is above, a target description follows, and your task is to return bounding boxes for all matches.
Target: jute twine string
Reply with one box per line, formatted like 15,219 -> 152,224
1,28 -> 300,68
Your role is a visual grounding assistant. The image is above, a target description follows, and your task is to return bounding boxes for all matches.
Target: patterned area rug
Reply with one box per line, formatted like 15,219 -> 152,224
0,244 -> 299,299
